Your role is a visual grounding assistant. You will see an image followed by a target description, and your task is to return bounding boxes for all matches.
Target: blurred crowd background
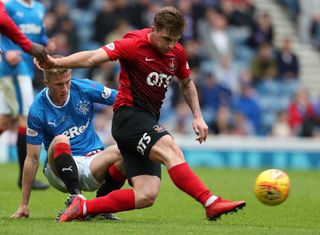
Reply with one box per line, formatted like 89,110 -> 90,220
12,0 -> 320,146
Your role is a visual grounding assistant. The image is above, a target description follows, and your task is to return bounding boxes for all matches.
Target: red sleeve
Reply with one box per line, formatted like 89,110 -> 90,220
175,45 -> 191,80
0,3 -> 32,52
101,38 -> 138,61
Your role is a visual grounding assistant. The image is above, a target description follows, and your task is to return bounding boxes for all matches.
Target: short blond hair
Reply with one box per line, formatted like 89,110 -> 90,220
43,55 -> 71,81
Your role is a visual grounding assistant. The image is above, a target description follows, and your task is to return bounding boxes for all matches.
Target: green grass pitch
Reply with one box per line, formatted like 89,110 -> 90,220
0,163 -> 319,235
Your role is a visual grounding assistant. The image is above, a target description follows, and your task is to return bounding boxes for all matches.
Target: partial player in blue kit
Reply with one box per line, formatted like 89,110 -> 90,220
26,78 -> 116,155
0,0 -> 50,189
12,60 -> 126,220
1,0 -> 48,77
0,1 -> 47,64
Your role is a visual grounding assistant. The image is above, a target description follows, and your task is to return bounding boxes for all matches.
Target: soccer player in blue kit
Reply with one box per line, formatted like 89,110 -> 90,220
0,1 -> 47,64
12,62 -> 126,219
0,0 -> 50,189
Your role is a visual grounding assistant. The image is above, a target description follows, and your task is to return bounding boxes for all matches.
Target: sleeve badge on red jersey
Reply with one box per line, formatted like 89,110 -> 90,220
105,43 -> 115,50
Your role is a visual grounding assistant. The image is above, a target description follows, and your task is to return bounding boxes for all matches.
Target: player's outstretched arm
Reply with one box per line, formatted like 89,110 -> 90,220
12,144 -> 42,219
29,43 -> 48,64
38,48 -> 110,70
0,2 -> 32,53
179,76 -> 208,143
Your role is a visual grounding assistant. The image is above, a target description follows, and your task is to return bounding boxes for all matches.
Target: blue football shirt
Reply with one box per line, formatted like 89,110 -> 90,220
26,78 -> 117,156
0,0 -> 48,77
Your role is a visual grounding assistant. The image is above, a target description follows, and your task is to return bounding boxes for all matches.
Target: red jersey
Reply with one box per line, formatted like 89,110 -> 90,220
0,1 -> 32,52
102,28 -> 190,119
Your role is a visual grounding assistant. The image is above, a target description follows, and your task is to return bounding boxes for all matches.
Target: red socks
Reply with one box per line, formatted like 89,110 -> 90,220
86,189 -> 135,214
168,162 -> 213,206
53,143 -> 71,159
18,126 -> 27,135
109,164 -> 126,183
53,142 -> 81,195
86,163 -> 212,214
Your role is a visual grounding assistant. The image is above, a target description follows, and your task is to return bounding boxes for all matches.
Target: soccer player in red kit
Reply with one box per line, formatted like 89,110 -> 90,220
0,1 -> 47,62
39,6 -> 246,222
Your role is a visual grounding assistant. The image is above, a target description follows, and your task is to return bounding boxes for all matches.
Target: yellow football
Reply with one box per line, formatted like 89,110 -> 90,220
254,169 -> 290,206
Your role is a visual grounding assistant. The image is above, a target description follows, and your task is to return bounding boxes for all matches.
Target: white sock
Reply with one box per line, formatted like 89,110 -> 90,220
204,195 -> 219,207
83,201 -> 87,216
76,194 -> 87,215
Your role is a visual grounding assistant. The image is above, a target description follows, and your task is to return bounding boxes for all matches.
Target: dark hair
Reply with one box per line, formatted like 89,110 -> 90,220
153,6 -> 186,37
43,55 -> 71,81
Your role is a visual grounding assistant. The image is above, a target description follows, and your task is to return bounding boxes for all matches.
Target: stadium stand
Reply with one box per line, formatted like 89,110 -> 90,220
2,0 -> 320,165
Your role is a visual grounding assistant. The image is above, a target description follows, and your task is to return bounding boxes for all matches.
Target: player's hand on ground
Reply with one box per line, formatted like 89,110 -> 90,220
192,117 -> 208,144
30,42 -> 48,64
11,205 -> 29,219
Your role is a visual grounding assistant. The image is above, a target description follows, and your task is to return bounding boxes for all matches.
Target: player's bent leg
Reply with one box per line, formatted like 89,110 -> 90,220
58,189 -> 136,222
58,175 -> 160,222
47,135 -> 70,175
43,163 -> 69,193
95,162 -> 126,197
49,135 -> 81,195
90,148 -> 126,221
131,175 -> 160,208
149,134 -> 185,169
168,162 -> 246,220
89,145 -> 123,182
150,135 -> 246,220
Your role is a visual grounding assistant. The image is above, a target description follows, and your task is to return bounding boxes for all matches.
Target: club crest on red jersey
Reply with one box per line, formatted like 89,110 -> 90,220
168,58 -> 176,71
106,43 -> 115,50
